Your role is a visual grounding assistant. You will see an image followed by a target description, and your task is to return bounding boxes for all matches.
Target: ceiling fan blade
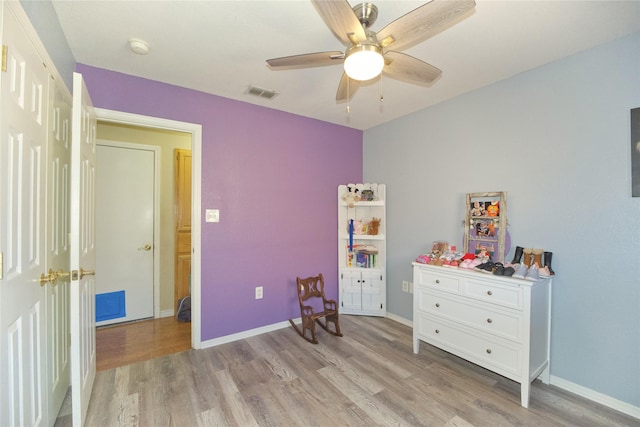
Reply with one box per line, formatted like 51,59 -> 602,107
376,0 -> 476,52
336,73 -> 360,101
382,51 -> 442,85
267,51 -> 344,69
311,0 -> 367,46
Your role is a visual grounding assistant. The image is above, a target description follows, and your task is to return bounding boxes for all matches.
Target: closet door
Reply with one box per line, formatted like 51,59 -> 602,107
69,72 -> 97,427
47,74 -> 73,425
0,3 -> 51,425
174,149 -> 192,309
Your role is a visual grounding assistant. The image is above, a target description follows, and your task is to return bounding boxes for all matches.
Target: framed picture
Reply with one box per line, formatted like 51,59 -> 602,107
632,108 -> 640,197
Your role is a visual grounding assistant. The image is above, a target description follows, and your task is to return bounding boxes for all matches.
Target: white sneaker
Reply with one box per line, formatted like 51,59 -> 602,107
525,264 -> 540,282
512,263 -> 528,279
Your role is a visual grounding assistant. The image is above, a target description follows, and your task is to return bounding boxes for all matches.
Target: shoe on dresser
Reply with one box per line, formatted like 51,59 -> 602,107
502,266 -> 516,277
512,263 -> 528,279
469,258 -> 483,269
525,264 -> 540,281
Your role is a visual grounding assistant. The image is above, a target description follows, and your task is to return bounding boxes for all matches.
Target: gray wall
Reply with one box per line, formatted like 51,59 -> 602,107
364,32 -> 640,408
20,0 -> 75,90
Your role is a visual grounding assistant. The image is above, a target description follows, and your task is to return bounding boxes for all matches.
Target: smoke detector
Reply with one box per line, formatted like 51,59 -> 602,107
129,38 -> 150,55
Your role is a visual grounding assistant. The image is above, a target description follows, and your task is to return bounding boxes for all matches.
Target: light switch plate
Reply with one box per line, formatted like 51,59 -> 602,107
205,209 -> 219,223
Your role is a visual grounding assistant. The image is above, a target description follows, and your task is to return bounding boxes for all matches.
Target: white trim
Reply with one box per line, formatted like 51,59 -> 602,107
200,320 -> 298,349
159,309 -> 174,318
386,312 -> 412,328
94,108 -> 203,349
549,375 -> 640,419
96,139 -> 161,321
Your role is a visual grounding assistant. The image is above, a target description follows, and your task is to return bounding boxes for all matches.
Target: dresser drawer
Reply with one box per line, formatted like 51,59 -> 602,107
414,269 -> 460,294
415,313 -> 522,378
417,289 -> 522,342
463,278 -> 523,310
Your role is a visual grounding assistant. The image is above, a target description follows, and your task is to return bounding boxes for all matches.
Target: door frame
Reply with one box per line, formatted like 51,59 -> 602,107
94,108 -> 202,349
96,140 -> 161,321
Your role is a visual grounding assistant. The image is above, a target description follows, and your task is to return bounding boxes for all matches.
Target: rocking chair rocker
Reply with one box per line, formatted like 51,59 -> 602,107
289,274 -> 343,344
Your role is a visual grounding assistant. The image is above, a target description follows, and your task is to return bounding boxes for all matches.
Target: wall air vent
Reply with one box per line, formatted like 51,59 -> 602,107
245,85 -> 278,100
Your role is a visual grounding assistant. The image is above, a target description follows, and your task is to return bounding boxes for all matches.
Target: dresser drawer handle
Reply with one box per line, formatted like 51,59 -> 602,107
486,290 -> 493,296
435,329 -> 440,334
435,279 -> 440,284
486,318 -> 492,324
435,303 -> 440,308
486,349 -> 492,354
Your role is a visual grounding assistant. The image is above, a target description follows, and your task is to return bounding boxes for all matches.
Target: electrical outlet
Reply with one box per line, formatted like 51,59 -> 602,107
255,286 -> 263,299
402,281 -> 409,292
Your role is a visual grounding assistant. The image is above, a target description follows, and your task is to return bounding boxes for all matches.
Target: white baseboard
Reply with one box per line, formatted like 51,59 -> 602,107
549,375 -> 639,419
159,309 -> 174,318
200,319 -> 298,349
385,312 -> 412,328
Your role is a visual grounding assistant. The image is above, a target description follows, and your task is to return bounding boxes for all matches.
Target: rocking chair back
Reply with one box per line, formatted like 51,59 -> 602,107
289,274 -> 343,344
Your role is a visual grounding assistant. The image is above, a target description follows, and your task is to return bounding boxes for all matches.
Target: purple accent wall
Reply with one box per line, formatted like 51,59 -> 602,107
76,64 -> 363,341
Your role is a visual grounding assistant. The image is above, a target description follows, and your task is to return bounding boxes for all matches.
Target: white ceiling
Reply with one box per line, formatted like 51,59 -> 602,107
51,0 -> 640,130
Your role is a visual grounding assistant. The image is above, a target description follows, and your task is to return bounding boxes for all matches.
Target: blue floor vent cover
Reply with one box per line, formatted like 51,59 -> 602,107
96,290 -> 126,322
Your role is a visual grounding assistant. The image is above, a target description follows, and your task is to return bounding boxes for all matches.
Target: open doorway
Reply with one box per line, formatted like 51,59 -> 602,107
93,109 -> 203,366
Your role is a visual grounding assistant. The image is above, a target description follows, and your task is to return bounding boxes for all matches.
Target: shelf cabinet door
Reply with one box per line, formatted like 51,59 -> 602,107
361,270 -> 383,312
340,270 -> 363,311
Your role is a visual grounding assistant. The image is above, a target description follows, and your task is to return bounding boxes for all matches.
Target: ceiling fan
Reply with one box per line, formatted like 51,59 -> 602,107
266,0 -> 476,102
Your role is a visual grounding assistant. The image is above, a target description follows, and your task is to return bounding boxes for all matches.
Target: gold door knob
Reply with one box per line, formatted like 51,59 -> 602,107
56,269 -> 71,283
138,244 -> 152,251
39,268 -> 57,286
79,268 -> 95,279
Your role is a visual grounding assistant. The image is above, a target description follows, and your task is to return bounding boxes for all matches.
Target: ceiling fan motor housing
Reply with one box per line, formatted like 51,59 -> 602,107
353,3 -> 378,28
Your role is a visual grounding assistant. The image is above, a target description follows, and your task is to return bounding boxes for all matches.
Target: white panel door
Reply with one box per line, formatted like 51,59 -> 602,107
0,3 -> 50,426
96,143 -> 155,325
339,270 -> 362,311
47,79 -> 72,421
361,270 -> 383,313
70,72 -> 97,427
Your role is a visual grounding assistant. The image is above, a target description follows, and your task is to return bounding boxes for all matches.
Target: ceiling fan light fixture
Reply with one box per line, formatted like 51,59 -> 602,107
344,44 -> 384,81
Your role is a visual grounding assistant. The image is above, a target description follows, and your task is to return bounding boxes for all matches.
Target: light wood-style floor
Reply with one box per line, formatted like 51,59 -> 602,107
55,317 -> 191,425
95,317 -> 192,371
56,315 -> 636,426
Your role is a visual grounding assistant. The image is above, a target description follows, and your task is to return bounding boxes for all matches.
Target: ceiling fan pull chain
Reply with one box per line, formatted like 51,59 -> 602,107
379,75 -> 384,103
346,77 -> 351,114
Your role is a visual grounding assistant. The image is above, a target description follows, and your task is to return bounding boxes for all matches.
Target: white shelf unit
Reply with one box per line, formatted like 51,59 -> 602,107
338,183 -> 386,316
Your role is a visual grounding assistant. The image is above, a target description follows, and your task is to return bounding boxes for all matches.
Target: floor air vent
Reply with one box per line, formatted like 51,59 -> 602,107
246,85 -> 278,100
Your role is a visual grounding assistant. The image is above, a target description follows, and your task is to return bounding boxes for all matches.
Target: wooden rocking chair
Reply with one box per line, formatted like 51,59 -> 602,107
289,274 -> 343,344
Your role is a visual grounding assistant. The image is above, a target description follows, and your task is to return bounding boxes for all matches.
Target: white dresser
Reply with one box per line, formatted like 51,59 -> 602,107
412,263 -> 552,408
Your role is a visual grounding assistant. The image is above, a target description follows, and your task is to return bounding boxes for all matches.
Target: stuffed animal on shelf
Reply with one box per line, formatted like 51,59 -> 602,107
367,218 -> 381,235
342,186 -> 360,208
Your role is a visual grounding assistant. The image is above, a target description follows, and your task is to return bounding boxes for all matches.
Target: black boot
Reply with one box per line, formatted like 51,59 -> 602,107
511,246 -> 524,264
543,251 -> 555,275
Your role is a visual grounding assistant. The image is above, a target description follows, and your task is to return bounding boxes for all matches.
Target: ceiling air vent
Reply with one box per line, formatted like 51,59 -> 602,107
245,85 -> 278,100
